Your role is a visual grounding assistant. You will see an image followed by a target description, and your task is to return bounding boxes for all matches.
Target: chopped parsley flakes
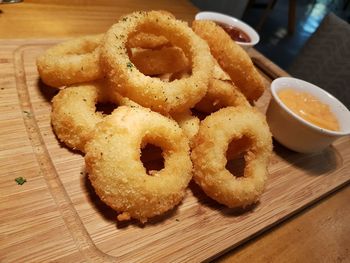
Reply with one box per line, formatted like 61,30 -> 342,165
23,110 -> 31,117
127,62 -> 134,70
15,177 -> 26,185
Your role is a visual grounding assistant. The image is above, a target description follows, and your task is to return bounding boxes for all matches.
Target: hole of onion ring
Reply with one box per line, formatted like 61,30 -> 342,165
95,102 -> 118,116
140,144 -> 165,175
155,70 -> 192,83
190,108 -> 208,121
225,153 -> 246,178
225,136 -> 251,178
168,70 -> 192,81
191,106 -> 226,121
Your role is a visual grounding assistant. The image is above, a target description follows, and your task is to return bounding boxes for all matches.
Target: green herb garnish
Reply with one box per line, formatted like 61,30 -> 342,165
127,62 -> 134,70
15,177 -> 26,185
23,110 -> 31,117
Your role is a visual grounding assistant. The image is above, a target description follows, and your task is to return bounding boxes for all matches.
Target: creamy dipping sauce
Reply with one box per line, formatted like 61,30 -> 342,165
278,88 -> 340,131
215,22 -> 251,43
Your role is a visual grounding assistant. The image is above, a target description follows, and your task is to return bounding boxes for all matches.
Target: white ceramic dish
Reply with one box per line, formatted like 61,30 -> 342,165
266,77 -> 350,153
195,11 -> 260,49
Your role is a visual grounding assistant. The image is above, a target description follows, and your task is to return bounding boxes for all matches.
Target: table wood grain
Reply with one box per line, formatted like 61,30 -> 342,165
0,1 -> 349,262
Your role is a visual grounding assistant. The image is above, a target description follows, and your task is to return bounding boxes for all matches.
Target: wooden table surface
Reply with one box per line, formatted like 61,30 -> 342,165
0,1 -> 349,262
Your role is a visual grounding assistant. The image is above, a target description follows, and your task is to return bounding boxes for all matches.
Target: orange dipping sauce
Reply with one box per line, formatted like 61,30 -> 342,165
278,89 -> 340,131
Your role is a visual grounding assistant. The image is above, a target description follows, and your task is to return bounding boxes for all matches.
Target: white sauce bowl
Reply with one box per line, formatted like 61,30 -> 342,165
195,11 -> 260,49
266,77 -> 350,153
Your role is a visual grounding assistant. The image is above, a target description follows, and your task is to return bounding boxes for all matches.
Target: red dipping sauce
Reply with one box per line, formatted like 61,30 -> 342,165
215,22 -> 251,43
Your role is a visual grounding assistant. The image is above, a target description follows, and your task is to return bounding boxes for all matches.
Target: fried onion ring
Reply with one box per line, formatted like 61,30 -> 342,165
51,81 -> 134,152
85,106 -> 192,223
126,10 -> 175,49
37,34 -> 103,88
171,109 -> 200,147
191,106 -> 272,208
130,46 -> 189,76
101,11 -> 213,113
192,20 -> 265,102
191,61 -> 249,113
195,78 -> 250,113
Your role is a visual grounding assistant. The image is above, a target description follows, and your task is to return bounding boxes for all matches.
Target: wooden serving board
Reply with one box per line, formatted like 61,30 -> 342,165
0,39 -> 349,262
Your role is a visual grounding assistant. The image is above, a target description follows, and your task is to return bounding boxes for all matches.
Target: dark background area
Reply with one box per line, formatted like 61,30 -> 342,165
191,0 -> 350,70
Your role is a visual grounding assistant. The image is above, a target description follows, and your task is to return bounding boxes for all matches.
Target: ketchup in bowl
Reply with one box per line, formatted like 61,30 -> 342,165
215,22 -> 251,43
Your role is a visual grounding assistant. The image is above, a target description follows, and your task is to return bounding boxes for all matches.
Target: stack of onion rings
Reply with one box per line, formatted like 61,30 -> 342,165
37,10 -> 272,223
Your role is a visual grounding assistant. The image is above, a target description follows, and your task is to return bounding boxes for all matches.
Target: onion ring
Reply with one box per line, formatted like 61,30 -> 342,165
101,11 -> 213,113
51,81 -> 135,152
126,10 -> 175,49
195,78 -> 250,113
191,106 -> 272,208
164,59 -> 249,113
130,46 -> 189,76
85,106 -> 192,223
37,34 -> 103,88
192,20 -> 265,102
171,109 -> 200,147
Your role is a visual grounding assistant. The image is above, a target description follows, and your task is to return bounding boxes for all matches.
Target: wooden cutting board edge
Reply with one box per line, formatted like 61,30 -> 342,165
11,40 -> 118,262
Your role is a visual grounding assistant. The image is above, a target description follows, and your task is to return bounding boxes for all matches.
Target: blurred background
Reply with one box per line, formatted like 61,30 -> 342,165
191,0 -> 350,70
